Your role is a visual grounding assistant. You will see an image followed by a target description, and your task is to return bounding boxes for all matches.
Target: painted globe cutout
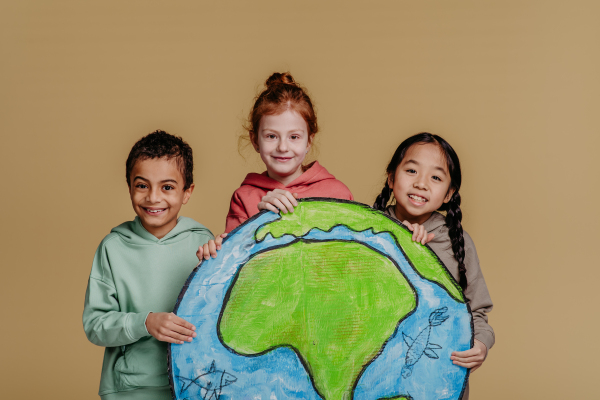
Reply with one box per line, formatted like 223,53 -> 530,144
169,199 -> 472,400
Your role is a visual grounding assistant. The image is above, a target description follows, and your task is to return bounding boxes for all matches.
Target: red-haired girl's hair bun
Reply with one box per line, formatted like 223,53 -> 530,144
265,72 -> 297,87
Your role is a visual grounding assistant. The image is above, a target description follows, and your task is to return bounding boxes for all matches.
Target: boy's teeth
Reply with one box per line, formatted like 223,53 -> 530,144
409,195 -> 427,202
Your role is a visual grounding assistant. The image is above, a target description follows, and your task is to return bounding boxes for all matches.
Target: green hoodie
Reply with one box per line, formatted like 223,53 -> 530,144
83,216 -> 213,399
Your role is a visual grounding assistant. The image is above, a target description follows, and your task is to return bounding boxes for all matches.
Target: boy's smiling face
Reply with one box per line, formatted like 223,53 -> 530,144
129,157 -> 194,239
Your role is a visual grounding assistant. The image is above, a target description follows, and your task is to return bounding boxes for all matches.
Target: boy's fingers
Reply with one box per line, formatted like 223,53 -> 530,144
292,192 -> 299,198
156,334 -> 184,344
202,243 -> 211,260
196,247 -> 203,261
170,313 -> 196,330
215,233 -> 227,249
208,241 -> 217,258
163,330 -> 193,343
402,221 -> 414,231
170,323 -> 197,338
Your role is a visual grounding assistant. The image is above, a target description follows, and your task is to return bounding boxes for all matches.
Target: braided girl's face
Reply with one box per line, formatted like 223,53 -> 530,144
388,143 -> 455,225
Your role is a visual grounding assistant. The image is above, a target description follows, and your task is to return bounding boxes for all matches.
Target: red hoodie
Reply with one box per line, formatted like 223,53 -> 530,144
225,161 -> 353,232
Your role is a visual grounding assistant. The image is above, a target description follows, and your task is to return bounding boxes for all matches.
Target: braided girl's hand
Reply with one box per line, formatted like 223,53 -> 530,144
402,220 -> 435,244
451,339 -> 487,372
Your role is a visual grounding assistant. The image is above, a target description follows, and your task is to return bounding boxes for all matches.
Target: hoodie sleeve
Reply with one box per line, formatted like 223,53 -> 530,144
463,233 -> 495,351
82,237 -> 150,347
225,190 -> 250,233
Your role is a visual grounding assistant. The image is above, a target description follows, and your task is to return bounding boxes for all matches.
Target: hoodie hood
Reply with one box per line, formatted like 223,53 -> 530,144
240,161 -> 337,192
385,206 -> 447,237
422,211 -> 447,233
111,216 -> 212,245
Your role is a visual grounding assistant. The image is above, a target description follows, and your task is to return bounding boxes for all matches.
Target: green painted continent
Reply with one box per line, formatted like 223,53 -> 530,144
255,200 -> 464,302
219,241 -> 416,400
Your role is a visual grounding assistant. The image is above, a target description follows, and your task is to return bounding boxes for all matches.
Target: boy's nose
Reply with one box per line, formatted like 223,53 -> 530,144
147,188 -> 162,203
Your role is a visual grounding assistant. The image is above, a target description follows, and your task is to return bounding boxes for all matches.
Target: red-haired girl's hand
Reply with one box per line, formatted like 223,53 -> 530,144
258,189 -> 298,214
402,221 -> 435,244
451,339 -> 488,372
196,233 -> 228,261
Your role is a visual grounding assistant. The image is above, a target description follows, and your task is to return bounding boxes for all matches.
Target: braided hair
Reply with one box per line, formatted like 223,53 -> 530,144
373,133 -> 467,291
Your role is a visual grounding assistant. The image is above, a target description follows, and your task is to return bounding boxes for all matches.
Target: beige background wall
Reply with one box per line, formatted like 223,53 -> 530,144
1,1 -> 598,398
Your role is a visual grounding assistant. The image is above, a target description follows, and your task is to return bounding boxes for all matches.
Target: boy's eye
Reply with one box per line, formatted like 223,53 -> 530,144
290,135 -> 300,140
432,176 -> 441,181
406,169 -> 416,174
163,185 -> 174,191
266,134 -> 277,139
136,183 -> 148,189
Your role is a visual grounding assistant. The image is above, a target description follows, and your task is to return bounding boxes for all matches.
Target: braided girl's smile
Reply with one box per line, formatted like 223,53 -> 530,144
408,194 -> 428,204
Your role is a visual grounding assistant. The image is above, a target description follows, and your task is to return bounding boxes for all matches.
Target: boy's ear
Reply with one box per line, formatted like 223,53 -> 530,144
443,187 -> 455,203
182,183 -> 195,205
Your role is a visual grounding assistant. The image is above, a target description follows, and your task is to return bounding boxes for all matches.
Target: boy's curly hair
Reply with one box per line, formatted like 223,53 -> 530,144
126,130 -> 194,190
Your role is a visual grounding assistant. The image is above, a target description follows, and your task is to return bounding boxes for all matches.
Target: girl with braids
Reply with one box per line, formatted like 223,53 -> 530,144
198,72 -> 353,259
373,132 -> 494,398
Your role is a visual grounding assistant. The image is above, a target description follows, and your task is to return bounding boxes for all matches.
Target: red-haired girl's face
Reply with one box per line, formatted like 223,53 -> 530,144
252,110 -> 311,185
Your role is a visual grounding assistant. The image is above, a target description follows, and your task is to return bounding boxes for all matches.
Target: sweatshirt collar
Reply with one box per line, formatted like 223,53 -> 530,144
111,216 -> 206,245
131,216 -> 190,243
240,161 -> 336,190
386,206 -> 446,232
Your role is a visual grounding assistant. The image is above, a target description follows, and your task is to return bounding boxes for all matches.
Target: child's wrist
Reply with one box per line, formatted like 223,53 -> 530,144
144,312 -> 150,333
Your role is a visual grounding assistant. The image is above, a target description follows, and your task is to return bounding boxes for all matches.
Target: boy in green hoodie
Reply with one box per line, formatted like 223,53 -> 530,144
83,130 -> 214,400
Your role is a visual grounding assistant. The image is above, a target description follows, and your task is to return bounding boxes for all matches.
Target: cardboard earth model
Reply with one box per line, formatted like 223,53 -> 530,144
169,199 -> 473,400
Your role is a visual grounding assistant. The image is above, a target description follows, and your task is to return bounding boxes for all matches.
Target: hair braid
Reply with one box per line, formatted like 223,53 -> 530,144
373,181 -> 393,211
445,192 -> 467,291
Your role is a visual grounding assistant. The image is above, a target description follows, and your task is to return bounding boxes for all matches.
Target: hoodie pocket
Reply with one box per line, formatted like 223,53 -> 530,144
114,337 -> 169,390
